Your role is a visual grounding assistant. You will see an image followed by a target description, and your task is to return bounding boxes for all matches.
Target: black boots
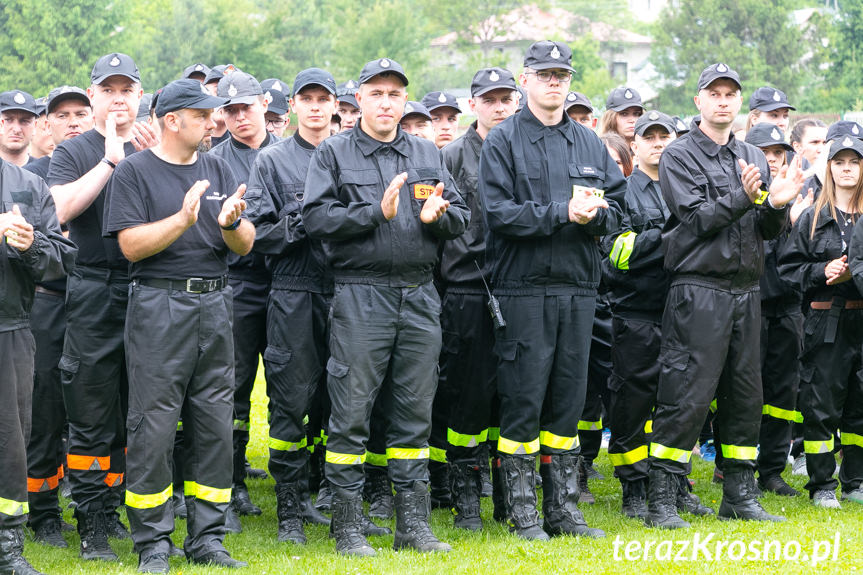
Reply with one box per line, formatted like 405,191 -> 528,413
577,457 -> 595,504
499,455 -> 548,540
491,457 -> 506,522
363,465 -> 394,519
75,508 -> 118,561
645,469 -> 690,529
231,483 -> 262,516
330,490 -> 376,557
0,527 -> 45,575
276,483 -> 306,544
540,455 -> 604,538
620,478 -> 648,519
393,483 -> 451,552
428,461 -> 451,509
449,462 -> 482,531
718,469 -> 785,522
675,474 -> 714,516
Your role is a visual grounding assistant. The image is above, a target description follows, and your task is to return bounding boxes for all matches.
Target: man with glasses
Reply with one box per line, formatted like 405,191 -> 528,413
261,78 -> 290,137
479,40 -> 625,540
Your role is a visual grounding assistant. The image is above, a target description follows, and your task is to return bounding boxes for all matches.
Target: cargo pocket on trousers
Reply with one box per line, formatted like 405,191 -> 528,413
493,338 -> 519,363
58,353 -> 80,387
326,357 -> 351,417
127,411 -> 145,434
656,346 -> 689,407
263,345 -> 292,370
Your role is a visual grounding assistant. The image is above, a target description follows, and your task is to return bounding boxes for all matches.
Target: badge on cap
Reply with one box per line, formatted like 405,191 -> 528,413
624,89 -> 633,99
405,103 -> 413,114
195,64 -> 203,72
263,91 -> 273,105
224,65 -> 236,75
13,92 -> 25,105
550,46 -> 561,59
843,137 -> 854,147
716,63 -> 728,73
854,125 -> 861,136
567,93 -> 576,101
676,119 -> 686,130
228,84 -> 237,97
438,93 -> 447,103
648,111 -> 659,121
347,80 -> 355,89
771,128 -> 781,141
380,59 -> 390,68
109,56 -> 121,67
272,82 -> 283,92
489,70 -> 500,82
773,91 -> 781,102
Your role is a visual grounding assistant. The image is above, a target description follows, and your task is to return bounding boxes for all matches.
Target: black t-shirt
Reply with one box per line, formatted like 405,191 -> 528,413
47,129 -> 137,268
104,149 -> 239,280
24,155 -> 51,182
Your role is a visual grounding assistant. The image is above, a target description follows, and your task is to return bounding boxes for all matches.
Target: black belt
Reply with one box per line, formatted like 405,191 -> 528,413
137,276 -> 228,294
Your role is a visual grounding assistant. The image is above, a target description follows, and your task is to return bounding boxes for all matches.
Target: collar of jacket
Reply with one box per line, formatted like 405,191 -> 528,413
628,166 -> 657,190
230,131 -> 273,150
465,121 -> 483,155
518,105 -> 574,145
352,119 -> 411,157
690,121 -> 739,158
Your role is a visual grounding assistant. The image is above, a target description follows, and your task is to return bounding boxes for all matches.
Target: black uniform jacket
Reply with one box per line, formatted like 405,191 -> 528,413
246,133 -> 332,293
302,122 -> 469,286
659,123 -> 787,289
0,160 -> 77,331
479,106 -> 625,296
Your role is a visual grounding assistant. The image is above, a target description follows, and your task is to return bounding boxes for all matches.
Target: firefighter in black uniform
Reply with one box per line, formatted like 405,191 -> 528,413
646,63 -> 802,529
479,40 -> 625,541
782,136 -> 863,509
210,70 -> 280,522
303,57 -> 468,557
0,152 -> 76,575
244,67 -> 348,544
104,79 -> 252,573
437,66 -> 519,530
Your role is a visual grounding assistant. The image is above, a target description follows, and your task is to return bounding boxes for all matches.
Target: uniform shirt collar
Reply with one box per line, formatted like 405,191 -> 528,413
465,121 -> 483,153
690,121 -> 739,158
629,167 -> 657,189
353,119 -> 411,157
519,105 -> 574,144
230,131 -> 272,150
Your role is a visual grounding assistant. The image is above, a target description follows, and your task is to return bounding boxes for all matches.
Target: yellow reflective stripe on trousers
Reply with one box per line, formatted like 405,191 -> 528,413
268,436 -> 308,452
365,451 -> 388,467
720,444 -> 757,461
762,404 -> 803,423
608,445 -> 648,467
650,443 -> 692,464
539,431 -> 578,451
447,428 -> 489,448
325,451 -> 366,465
644,420 -> 653,434
841,432 -> 863,448
126,485 -> 172,509
488,427 -> 500,441
805,437 -> 835,454
184,482 -> 231,503
577,419 -> 603,432
386,447 -> 430,460
429,447 -> 447,463
610,231 -> 636,270
0,496 -> 28,517
498,436 -> 540,455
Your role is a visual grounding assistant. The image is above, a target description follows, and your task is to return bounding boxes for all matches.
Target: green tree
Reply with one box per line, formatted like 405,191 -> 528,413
813,0 -> 863,112
0,0 -> 124,96
649,0 -> 812,114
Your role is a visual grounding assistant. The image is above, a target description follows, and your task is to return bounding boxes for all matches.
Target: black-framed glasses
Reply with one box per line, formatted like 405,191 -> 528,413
266,118 -> 287,129
525,71 -> 572,83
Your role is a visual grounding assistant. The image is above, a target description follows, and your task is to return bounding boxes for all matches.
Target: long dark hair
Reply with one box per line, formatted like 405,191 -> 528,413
811,149 -> 863,239
601,132 -> 633,177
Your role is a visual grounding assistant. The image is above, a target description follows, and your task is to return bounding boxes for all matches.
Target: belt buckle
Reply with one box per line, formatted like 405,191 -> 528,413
186,278 -> 204,293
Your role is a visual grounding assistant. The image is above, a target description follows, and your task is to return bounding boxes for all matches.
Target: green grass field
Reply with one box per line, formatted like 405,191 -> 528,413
25,367 -> 863,574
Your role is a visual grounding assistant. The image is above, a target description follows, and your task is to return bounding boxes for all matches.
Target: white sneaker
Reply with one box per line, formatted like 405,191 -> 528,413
792,455 -> 808,476
813,489 -> 841,509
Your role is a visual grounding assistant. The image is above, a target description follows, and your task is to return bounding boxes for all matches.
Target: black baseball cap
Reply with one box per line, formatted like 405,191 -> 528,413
470,67 -> 516,98
338,94 -> 359,109
359,58 -> 408,86
204,64 -> 237,86
421,92 -> 461,114
672,116 -> 690,135
606,87 -> 644,112
744,123 -> 793,151
91,53 -> 140,85
218,71 -> 263,106
697,62 -> 741,92
826,120 -> 863,143
34,97 -> 47,116
0,90 -> 40,116
154,79 -> 229,117
564,91 -> 593,113
183,63 -> 211,80
634,110 -> 676,136
748,86 -> 795,112
46,86 -> 90,114
292,68 -> 337,98
523,40 -> 574,72
337,80 -> 359,97
827,135 -> 863,161
137,94 -> 153,121
401,101 -> 431,121
261,79 -> 290,115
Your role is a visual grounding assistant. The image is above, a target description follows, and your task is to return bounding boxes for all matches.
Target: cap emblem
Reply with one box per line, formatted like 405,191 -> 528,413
272,82 -> 283,92
773,90 -> 781,102
109,56 -> 121,67
228,84 -> 237,97
567,93 -> 576,101
770,128 -> 781,141
347,80 -> 355,89
489,70 -> 500,82
13,92 -> 25,105
676,119 -> 686,130
843,137 -> 854,147
438,93 -> 447,103
380,59 -> 390,68
405,104 -> 413,113
224,65 -> 236,75
854,125 -> 860,135
195,64 -> 203,72
648,111 -> 659,121
716,63 -> 728,73
263,91 -> 273,105
550,46 -> 561,59
624,89 -> 633,99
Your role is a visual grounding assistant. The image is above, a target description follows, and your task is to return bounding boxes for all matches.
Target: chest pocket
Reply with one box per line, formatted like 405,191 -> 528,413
338,169 -> 380,203
406,167 -> 441,216
630,208 -> 665,232
704,170 -> 732,198
569,163 -> 606,189
2,190 -> 40,230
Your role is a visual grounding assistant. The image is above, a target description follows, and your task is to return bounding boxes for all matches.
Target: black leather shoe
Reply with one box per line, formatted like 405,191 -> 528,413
758,475 -> 800,497
189,550 -> 247,568
138,552 -> 169,573
232,484 -> 262,516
